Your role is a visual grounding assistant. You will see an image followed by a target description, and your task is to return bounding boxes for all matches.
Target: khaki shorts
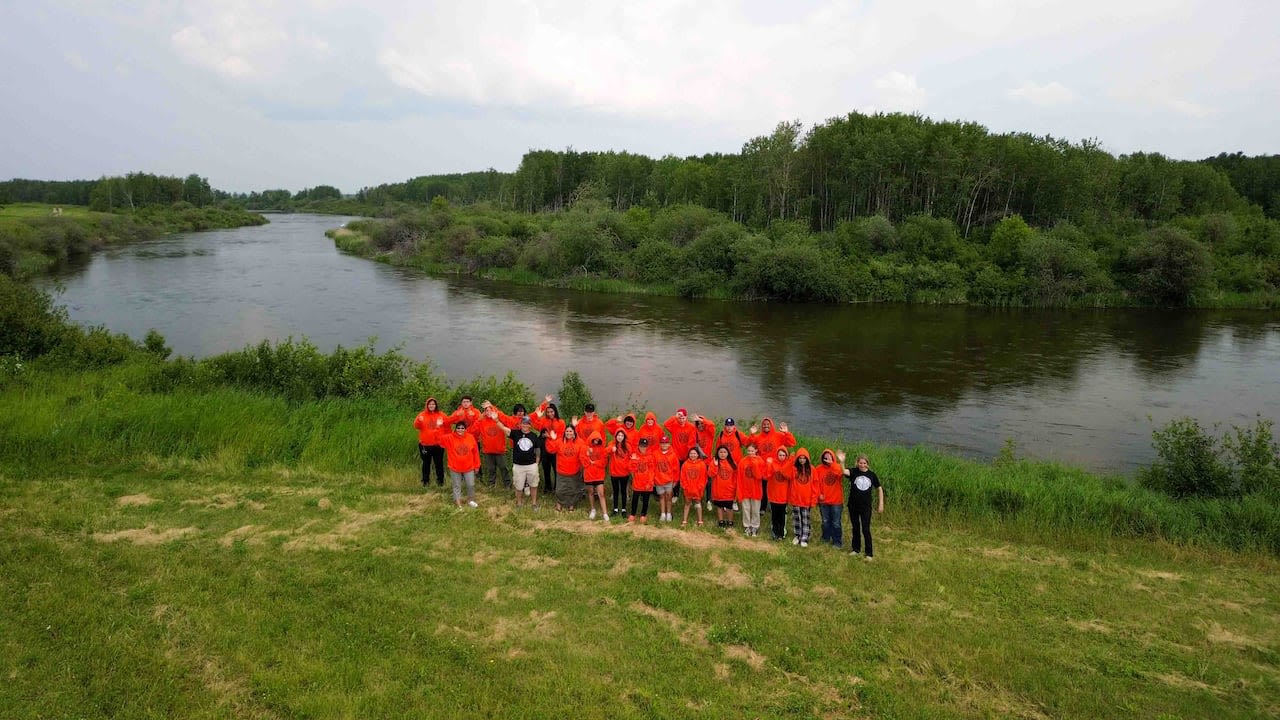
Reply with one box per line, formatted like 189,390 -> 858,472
512,463 -> 540,491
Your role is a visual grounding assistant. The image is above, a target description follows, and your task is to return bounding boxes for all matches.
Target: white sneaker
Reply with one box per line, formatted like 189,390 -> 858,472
672,496 -> 679,504
801,541 -> 809,548
589,509 -> 597,520
665,513 -> 672,522
793,538 -> 800,546
864,555 -> 873,562
467,500 -> 478,508
706,501 -> 713,511
733,502 -> 739,511
603,513 -> 610,522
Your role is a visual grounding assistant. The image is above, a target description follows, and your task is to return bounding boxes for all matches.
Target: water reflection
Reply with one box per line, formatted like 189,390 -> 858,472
45,214 -> 1280,474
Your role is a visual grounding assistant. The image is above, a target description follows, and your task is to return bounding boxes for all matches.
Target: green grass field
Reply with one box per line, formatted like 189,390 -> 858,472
3,461 -> 1277,719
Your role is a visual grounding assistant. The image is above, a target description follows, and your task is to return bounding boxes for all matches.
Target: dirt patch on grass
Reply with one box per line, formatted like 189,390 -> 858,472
1067,619 -> 1113,634
317,498 -> 332,510
1152,671 -> 1220,693
658,570 -> 684,582
811,585 -> 839,598
1137,569 -> 1184,582
609,557 -> 638,577
116,494 -> 156,507
527,518 -> 778,555
183,494 -> 265,512
510,550 -> 561,570
1205,621 -> 1263,649
713,663 -> 730,679
93,525 -> 197,545
704,554 -> 753,588
723,643 -> 767,670
485,587 -> 501,602
283,495 -> 430,551
472,549 -> 503,564
629,601 -> 709,648
490,610 -> 558,643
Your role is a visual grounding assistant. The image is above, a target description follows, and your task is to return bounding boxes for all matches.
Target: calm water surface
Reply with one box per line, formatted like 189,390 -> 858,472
47,214 -> 1280,474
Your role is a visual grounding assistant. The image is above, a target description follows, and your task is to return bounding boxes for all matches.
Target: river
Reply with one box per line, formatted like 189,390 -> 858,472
45,213 -> 1280,474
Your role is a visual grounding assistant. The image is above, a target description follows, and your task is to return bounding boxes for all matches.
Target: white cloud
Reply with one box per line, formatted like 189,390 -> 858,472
172,25 -> 256,78
1163,97 -> 1216,119
1008,81 -> 1076,107
873,72 -> 927,112
64,52 -> 89,71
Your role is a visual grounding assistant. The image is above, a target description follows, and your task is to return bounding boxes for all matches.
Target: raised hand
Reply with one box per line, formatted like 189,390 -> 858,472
481,400 -> 492,409
749,425 -> 759,435
548,430 -> 557,440
436,418 -> 444,427
779,422 -> 789,433
544,394 -> 553,404
836,450 -> 846,463
571,416 -> 581,426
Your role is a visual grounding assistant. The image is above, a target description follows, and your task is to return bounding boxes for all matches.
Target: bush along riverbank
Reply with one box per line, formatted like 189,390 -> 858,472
0,202 -> 267,279
3,276 -> 1279,556
327,191 -> 1280,308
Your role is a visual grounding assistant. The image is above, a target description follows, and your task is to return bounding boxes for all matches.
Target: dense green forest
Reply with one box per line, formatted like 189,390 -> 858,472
0,172 -> 265,278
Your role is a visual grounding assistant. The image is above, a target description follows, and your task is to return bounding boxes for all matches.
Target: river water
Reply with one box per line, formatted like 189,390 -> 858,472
46,213 -> 1280,474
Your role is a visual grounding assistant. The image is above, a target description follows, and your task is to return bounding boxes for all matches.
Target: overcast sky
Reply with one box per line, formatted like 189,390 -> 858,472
2,0 -> 1277,194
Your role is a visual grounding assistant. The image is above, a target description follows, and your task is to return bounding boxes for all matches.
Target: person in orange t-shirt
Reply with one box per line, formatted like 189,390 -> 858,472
736,444 -> 767,537
439,421 -> 481,508
766,447 -> 793,540
579,432 -> 611,521
679,448 -> 710,526
790,448 -> 817,547
815,448 -> 847,548
412,397 -> 447,487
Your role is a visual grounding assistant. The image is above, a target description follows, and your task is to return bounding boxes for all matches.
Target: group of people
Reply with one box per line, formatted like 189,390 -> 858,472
414,395 -> 887,557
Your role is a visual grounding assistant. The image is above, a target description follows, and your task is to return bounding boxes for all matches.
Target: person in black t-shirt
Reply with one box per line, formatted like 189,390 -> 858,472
503,415 -> 543,509
845,454 -> 885,559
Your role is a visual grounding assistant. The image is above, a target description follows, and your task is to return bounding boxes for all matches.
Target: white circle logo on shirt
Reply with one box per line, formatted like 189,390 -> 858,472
516,437 -> 534,452
854,475 -> 872,491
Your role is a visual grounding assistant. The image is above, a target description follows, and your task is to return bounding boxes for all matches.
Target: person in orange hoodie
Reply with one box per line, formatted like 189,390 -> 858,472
607,429 -> 632,517
475,407 -> 512,489
736,444 -> 767,537
710,446 -> 738,528
790,448 -> 817,547
579,431 -> 611,521
713,417 -> 749,463
651,434 -> 680,522
574,403 -> 607,445
815,448 -> 847,548
605,413 -> 637,439
633,411 -> 666,449
628,437 -> 657,522
544,425 -> 584,512
766,447 -> 793,540
746,417 -> 796,460
439,420 -> 481,508
694,415 -> 718,460
447,395 -> 482,433
531,397 -> 566,493
663,408 -> 700,461
679,448 -> 710,526
413,397 -> 447,487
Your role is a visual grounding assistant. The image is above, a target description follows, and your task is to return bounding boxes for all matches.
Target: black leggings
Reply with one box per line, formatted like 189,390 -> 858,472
849,504 -> 874,556
419,444 -> 444,486
610,475 -> 629,512
630,490 -> 651,517
770,503 -> 788,539
540,452 -> 557,491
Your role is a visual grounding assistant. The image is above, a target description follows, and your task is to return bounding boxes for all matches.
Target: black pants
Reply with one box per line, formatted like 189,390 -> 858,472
849,503 -> 873,556
419,444 -> 444,486
610,475 -> 629,513
630,490 -> 651,517
770,503 -> 788,539
760,480 -> 769,512
540,452 -> 557,491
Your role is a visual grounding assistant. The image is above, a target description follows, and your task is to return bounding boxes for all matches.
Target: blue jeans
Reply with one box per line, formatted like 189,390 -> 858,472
819,503 -> 843,547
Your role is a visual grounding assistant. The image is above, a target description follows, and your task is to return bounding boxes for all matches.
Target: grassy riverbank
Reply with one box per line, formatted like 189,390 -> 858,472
3,277 -> 1278,716
0,202 -> 267,278
3,424 -> 1278,718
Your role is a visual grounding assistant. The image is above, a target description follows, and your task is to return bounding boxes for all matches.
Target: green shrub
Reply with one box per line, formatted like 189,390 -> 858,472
0,274 -> 73,358
1125,226 -> 1213,305
555,371 -> 594,420
628,239 -> 682,283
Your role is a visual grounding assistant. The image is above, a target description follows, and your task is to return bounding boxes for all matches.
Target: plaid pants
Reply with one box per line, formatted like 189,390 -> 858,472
792,506 -> 812,543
